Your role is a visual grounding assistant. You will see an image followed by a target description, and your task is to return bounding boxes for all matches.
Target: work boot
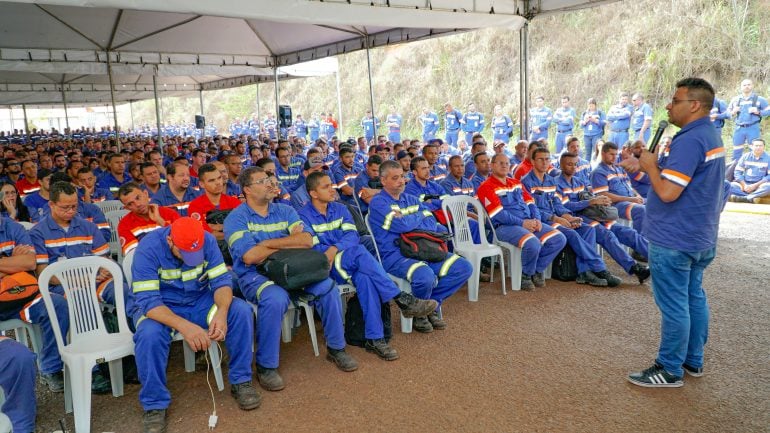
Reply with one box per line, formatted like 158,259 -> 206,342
576,271 -> 608,287
532,272 -> 546,288
594,270 -> 623,288
230,381 -> 262,410
479,271 -> 492,282
412,316 -> 434,333
427,311 -> 447,330
394,292 -> 438,318
520,274 -> 535,291
630,263 -> 651,284
142,409 -> 167,433
365,338 -> 399,361
91,371 -> 112,394
41,371 -> 64,393
631,251 -> 648,263
256,364 -> 285,391
326,347 -> 359,372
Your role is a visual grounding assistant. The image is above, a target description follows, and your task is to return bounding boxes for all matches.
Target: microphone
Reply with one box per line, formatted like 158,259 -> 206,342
647,120 -> 669,153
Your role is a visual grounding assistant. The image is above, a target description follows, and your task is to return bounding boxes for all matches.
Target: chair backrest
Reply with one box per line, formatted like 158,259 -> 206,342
363,214 -> 383,262
95,200 -> 124,215
18,221 -> 35,230
105,209 -> 130,260
441,195 -> 493,248
122,249 -> 136,286
38,256 -> 130,348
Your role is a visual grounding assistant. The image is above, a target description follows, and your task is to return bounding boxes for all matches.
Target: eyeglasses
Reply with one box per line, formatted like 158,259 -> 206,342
53,203 -> 78,212
244,177 -> 280,187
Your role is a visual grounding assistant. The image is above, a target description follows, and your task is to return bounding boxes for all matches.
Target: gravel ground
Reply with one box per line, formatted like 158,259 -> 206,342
31,210 -> 770,433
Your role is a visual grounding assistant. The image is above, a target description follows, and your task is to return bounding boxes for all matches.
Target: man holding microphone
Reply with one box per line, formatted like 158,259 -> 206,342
621,78 -> 725,387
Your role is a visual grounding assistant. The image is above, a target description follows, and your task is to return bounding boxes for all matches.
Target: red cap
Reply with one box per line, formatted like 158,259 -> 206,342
170,217 -> 205,266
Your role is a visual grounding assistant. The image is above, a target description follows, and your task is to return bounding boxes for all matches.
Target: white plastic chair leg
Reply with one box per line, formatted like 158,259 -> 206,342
468,260 -> 481,302
299,301 -> 319,357
391,276 -> 413,333
498,252 -> 507,295
107,359 -> 124,397
66,359 -> 94,433
207,344 -> 225,391
0,412 -> 11,433
281,307 -> 294,343
509,248 -> 523,291
182,341 -> 195,373
544,263 -> 552,279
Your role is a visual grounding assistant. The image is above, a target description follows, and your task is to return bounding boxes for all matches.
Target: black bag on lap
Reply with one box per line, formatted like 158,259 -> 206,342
258,248 -> 330,291
344,295 -> 392,347
551,245 -> 578,282
206,209 -> 234,266
396,230 -> 451,262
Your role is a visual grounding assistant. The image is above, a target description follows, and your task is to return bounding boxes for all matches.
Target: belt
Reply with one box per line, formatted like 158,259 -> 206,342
611,129 -> 627,133
737,122 -> 759,128
557,129 -> 573,133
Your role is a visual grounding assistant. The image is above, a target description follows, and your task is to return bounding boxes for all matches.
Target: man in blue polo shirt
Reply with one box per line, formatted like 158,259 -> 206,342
441,155 -> 476,197
224,166 -> 357,392
151,162 -> 202,216
422,141 -> 447,182
419,108 -> 440,144
727,79 -> 770,160
631,93 -> 654,144
274,147 -> 301,193
352,155 -> 382,215
606,93 -> 633,146
361,110 -> 380,144
385,106 -> 402,144
623,78 -> 725,388
331,148 -> 359,207
591,142 -> 646,233
443,103 -> 463,148
529,96 -> 553,143
294,114 -> 307,139
96,153 -> 129,195
131,217 -> 260,432
460,103 -> 484,147
709,96 -> 729,144
552,96 -> 576,153
580,98 -> 606,161
730,138 -> 770,203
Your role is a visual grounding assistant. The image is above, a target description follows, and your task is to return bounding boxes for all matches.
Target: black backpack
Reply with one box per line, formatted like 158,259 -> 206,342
551,245 -> 578,282
344,295 -> 392,347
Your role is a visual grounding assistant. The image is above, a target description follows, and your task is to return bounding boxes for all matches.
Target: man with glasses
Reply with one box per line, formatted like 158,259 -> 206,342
3,159 -> 22,184
224,166 -> 358,392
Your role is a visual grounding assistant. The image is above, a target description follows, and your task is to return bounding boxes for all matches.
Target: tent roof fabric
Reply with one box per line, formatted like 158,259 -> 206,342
0,0 -> 616,105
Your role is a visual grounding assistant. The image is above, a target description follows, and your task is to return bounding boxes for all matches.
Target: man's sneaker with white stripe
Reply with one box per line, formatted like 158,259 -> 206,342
627,363 -> 683,388
683,363 -> 704,377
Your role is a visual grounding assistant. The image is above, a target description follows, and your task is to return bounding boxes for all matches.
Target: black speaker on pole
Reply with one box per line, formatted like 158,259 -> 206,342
195,115 -> 205,129
279,105 -> 292,128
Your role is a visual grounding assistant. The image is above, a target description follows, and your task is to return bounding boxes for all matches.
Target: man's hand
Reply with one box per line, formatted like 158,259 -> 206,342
95,267 -> 112,283
324,246 -> 338,265
182,322 -> 211,351
619,155 -> 641,173
562,214 -> 583,228
11,245 -> 35,257
629,196 -> 645,204
637,148 -> 658,174
207,311 -> 228,343
147,204 -> 166,226
588,195 -> 611,206
522,219 -> 539,232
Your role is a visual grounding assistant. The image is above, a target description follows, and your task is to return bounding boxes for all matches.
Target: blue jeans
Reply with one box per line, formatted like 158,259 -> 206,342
649,243 -> 715,377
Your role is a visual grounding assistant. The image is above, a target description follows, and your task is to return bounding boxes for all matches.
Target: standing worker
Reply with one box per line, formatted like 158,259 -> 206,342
622,78 -> 725,387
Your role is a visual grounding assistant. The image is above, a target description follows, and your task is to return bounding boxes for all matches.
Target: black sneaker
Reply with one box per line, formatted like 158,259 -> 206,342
230,381 -> 262,410
365,338 -> 399,361
532,272 -> 546,288
412,316 -> 434,333
682,363 -> 704,378
631,251 -> 648,263
256,365 -> 285,391
630,263 -> 651,284
41,371 -> 64,393
427,311 -> 447,330
142,409 -> 167,433
326,347 -> 358,372
576,271 -> 608,287
627,363 -> 683,388
520,274 -> 535,291
595,270 -> 622,287
394,292 -> 438,318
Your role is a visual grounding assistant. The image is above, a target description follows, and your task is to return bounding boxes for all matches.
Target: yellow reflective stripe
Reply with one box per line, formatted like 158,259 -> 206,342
422,210 -> 433,217
418,194 -> 427,201
341,223 -> 357,231
382,211 -> 396,230
159,268 -> 181,280
181,264 -> 206,282
439,254 -> 461,277
401,205 -> 420,216
133,280 -> 159,293
406,262 -> 428,281
206,305 -> 218,326
333,251 -> 351,282
247,221 -> 289,233
207,263 -> 228,279
256,280 -> 274,301
135,315 -> 147,328
228,230 -> 246,247
311,218 -> 344,233
287,221 -> 303,232
439,194 -> 450,200
312,236 -> 319,246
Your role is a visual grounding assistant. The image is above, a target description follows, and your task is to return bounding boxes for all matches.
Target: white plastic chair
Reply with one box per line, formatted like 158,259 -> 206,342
94,200 -> 124,215
487,219 -> 524,291
104,209 -> 130,263
0,319 -> 43,369
18,221 -> 35,230
441,196 -> 506,301
122,250 -> 226,388
364,214 -> 414,333
38,257 -> 134,433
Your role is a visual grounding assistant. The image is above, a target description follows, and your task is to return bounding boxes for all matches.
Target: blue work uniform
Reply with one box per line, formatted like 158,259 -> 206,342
0,340 -> 38,433
263,119 -> 278,139
710,98 -> 729,144
24,192 -> 49,223
361,116 -> 380,143
151,185 -> 203,217
420,112 -> 440,143
299,202 -> 400,340
226,179 -> 241,198
386,114 -> 402,144
606,103 -> 633,146
131,227 -> 253,411
552,107 -> 576,153
440,175 -> 476,197
444,109 -> 463,147
469,171 -> 488,192
580,109 -> 606,160
274,164 -> 301,193
631,103 -> 654,143
289,183 -> 311,211
529,106 -> 553,142
294,119 -> 308,137
308,119 -> 320,142
96,172 -> 129,196
491,115 -> 514,144
730,152 -> 770,200
429,162 -> 448,183
368,191 -> 472,305
332,164 -> 359,207
352,171 -> 376,214
728,93 -> 770,159
591,162 -> 646,233
629,171 -> 652,198
78,187 -> 114,203
461,111 -> 485,146
224,203 -> 345,369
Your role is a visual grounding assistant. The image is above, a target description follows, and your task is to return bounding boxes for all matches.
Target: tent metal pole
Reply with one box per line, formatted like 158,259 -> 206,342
61,85 -> 70,132
274,64 -> 280,140
106,52 -> 120,148
199,90 -> 205,117
336,71 -> 343,139
519,22 -> 529,140
364,35 -> 377,138
152,75 -> 164,152
256,83 -> 261,130
8,106 -> 13,131
129,100 -> 135,131
22,104 -> 29,134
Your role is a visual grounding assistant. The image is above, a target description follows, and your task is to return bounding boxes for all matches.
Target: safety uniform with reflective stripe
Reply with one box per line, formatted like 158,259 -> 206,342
150,184 -> 203,217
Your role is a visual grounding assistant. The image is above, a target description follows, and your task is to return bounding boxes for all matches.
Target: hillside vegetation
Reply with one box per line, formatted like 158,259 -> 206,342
123,0 -> 769,141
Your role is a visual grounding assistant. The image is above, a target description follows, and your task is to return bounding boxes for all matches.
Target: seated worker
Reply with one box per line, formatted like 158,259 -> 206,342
368,160 -> 473,333
352,154 -> 383,215
422,141 -> 447,182
29,181 -> 113,393
131,217 -> 260,433
440,155 -> 476,197
331,147 -> 360,207
290,156 -> 329,211
404,156 -> 449,217
223,166 -> 358,392
188,163 -> 241,238
730,138 -> 770,203
298,172 -> 438,360
223,154 -> 243,198
274,146 -> 301,193
96,153 -> 130,195
551,137 -> 592,185
477,154 -> 567,290
0,214 -> 70,393
151,161 -> 203,216
0,338 -> 37,433
35,172 -> 111,243
76,167 -> 114,203
469,152 -> 491,191
117,182 -> 180,256
622,141 -> 652,198
16,159 -> 41,199
521,148 -> 626,287
25,169 -> 54,223
253,157 -> 291,204
591,142 -> 646,233
138,162 -> 163,197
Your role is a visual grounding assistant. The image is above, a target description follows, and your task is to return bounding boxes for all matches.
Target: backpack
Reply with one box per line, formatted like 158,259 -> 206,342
551,245 -> 578,282
397,230 -> 451,262
344,295 -> 392,347
0,272 -> 40,313
258,248 -> 330,291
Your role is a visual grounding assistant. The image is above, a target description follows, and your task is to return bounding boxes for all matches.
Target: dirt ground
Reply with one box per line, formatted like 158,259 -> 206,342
32,209 -> 770,433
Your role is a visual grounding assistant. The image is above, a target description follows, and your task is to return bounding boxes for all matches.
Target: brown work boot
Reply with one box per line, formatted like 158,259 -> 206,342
412,316 -> 433,333
230,381 -> 262,410
427,311 -> 447,330
326,347 -> 359,372
142,409 -> 167,433
394,292 -> 438,318
365,338 -> 399,361
256,365 -> 285,391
